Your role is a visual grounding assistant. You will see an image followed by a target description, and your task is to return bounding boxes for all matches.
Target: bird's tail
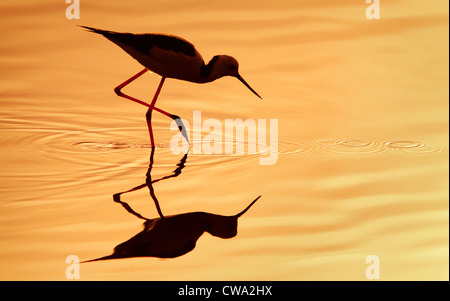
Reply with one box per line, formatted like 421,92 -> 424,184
78,25 -> 111,35
80,254 -> 118,263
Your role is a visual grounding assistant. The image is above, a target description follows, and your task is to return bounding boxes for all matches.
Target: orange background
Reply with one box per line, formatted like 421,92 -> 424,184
0,0 -> 448,280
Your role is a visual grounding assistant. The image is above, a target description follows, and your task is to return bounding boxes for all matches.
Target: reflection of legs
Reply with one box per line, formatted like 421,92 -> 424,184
113,192 -> 148,220
146,148 -> 165,218
145,148 -> 188,220
113,148 -> 188,219
114,70 -> 189,146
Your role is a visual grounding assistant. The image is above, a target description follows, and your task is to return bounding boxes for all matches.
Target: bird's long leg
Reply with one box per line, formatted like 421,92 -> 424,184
114,70 -> 189,146
146,76 -> 166,148
114,68 -> 149,106
114,68 -> 171,117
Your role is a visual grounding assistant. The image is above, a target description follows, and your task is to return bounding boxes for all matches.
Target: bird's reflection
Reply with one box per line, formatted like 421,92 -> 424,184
84,148 -> 260,262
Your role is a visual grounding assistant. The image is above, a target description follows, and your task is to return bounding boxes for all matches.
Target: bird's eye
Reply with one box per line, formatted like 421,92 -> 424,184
229,64 -> 237,71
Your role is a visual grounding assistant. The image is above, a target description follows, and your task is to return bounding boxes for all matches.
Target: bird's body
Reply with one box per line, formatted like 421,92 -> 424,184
99,30 -> 207,83
80,26 -> 260,148
80,26 -> 247,85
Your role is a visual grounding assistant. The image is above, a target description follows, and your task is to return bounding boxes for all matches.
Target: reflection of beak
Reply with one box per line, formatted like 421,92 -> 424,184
235,195 -> 261,218
236,74 -> 262,99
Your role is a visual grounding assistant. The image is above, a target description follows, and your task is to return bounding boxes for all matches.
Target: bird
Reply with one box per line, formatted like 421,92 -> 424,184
79,25 -> 261,148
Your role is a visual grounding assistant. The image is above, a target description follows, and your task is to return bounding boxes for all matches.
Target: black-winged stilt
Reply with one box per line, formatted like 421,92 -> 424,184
80,26 -> 261,148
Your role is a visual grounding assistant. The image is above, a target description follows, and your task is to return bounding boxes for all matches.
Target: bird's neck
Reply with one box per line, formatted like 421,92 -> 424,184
199,56 -> 224,83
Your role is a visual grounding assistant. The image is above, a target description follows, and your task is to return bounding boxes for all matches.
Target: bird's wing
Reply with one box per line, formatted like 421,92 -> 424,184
79,26 -> 197,57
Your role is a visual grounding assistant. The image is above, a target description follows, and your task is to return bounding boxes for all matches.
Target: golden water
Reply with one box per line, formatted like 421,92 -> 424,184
0,0 -> 448,280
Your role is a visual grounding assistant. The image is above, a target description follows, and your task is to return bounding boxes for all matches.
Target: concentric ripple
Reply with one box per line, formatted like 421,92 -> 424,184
307,139 -> 444,155
310,139 -> 389,155
2,113 -> 444,178
385,140 -> 444,154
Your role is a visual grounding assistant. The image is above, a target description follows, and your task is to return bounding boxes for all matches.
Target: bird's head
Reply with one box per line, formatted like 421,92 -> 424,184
215,55 -> 262,99
215,55 -> 240,77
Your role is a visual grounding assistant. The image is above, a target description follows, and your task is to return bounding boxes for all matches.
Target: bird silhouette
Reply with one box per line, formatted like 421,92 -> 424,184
82,148 -> 260,262
80,26 -> 261,148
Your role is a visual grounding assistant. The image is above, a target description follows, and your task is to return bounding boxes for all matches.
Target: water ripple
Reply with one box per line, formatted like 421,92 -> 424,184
307,139 -> 444,155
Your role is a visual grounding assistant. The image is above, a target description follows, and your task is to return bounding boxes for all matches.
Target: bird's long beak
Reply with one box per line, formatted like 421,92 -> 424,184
236,74 -> 262,99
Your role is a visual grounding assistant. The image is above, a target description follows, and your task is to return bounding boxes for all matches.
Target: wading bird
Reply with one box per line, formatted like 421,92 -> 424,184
80,26 -> 261,148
